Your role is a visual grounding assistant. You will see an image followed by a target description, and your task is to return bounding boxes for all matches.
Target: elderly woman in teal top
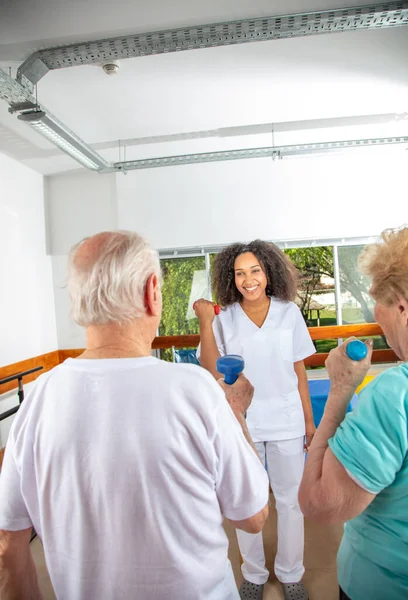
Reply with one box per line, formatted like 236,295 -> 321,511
299,226 -> 408,600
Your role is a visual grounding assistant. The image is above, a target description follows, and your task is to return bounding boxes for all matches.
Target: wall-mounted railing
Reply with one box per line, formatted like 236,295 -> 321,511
59,323 -> 398,367
0,366 -> 43,422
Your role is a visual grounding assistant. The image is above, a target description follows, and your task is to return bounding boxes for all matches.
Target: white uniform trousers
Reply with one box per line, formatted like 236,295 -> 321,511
236,437 -> 305,584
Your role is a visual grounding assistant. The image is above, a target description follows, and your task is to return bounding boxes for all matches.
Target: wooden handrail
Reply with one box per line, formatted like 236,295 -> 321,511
305,348 -> 398,367
0,323 -> 393,397
153,335 -> 200,349
307,323 -> 382,340
150,323 -> 384,349
58,347 -> 399,367
0,352 -> 60,395
59,323 -> 398,366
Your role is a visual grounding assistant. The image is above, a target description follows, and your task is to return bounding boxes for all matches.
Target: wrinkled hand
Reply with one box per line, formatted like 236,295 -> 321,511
193,298 -> 217,324
218,374 -> 254,417
305,420 -> 316,451
325,337 -> 373,401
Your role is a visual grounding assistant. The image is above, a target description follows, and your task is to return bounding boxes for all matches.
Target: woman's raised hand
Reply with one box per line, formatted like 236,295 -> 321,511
193,299 -> 220,323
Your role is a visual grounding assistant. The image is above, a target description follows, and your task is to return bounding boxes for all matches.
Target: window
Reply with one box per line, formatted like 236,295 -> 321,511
285,246 -> 337,354
337,245 -> 387,350
337,245 -> 374,324
159,256 -> 206,360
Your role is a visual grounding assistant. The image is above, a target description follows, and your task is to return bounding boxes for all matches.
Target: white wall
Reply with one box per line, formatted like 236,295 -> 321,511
0,153 -> 58,444
116,150 -> 408,248
45,170 -> 118,349
0,153 -> 57,366
45,149 -> 408,255
45,170 -> 118,255
51,255 -> 86,349
45,170 -> 118,348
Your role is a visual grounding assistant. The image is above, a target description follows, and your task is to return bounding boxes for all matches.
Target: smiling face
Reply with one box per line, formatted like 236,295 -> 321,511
234,252 -> 268,303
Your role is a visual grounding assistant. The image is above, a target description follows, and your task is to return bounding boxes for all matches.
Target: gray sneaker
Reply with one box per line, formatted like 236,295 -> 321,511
281,582 -> 309,600
239,580 -> 264,600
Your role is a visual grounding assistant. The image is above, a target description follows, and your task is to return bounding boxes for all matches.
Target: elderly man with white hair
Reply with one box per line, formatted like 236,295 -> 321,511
0,231 -> 269,600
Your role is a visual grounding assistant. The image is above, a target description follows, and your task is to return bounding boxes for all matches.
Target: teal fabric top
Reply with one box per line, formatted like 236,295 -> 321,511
329,364 -> 408,600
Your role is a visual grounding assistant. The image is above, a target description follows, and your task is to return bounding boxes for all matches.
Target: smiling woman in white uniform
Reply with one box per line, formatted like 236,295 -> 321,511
195,240 -> 316,600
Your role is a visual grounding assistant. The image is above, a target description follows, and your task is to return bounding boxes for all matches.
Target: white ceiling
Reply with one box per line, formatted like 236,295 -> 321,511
1,0 -> 408,174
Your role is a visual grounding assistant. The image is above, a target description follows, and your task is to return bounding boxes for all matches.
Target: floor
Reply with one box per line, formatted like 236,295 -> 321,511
31,500 -> 343,600
225,504 -> 343,600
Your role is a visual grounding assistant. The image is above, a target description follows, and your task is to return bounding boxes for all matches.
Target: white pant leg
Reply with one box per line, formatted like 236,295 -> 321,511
265,437 -> 305,584
236,442 -> 270,585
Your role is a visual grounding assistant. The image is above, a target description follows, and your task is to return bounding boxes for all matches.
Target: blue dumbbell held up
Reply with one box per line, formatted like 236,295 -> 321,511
216,355 -> 245,384
346,340 -> 368,361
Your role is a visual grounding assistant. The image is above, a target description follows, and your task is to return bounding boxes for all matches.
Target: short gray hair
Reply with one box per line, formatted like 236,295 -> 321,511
68,230 -> 161,327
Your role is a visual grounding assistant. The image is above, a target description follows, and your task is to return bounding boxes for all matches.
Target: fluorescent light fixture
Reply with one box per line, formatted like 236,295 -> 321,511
17,110 -> 108,170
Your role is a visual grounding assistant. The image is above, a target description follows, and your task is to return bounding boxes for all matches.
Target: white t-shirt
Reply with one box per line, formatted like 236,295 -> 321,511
0,357 -> 269,600
198,299 -> 315,442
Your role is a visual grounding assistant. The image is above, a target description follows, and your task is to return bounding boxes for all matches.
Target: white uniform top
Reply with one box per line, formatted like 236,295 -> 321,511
0,357 -> 269,600
198,299 -> 315,442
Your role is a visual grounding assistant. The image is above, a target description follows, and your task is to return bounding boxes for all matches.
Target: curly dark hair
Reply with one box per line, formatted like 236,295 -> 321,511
212,240 -> 298,306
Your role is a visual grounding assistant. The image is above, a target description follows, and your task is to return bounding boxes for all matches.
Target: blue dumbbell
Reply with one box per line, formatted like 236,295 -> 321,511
216,355 -> 245,384
346,340 -> 368,361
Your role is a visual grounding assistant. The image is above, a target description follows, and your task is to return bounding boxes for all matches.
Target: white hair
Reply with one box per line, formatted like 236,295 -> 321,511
67,230 -> 161,327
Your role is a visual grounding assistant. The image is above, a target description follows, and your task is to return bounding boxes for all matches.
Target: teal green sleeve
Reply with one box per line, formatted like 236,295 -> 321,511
328,369 -> 408,494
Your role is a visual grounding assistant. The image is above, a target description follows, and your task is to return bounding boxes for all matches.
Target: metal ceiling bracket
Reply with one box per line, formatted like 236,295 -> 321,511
18,55 -> 49,89
0,68 -> 110,170
16,2 -> 408,85
0,68 -> 37,105
8,101 -> 40,114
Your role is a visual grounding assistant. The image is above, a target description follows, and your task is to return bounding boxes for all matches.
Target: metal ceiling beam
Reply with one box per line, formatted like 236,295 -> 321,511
107,136 -> 408,172
17,2 -> 408,86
